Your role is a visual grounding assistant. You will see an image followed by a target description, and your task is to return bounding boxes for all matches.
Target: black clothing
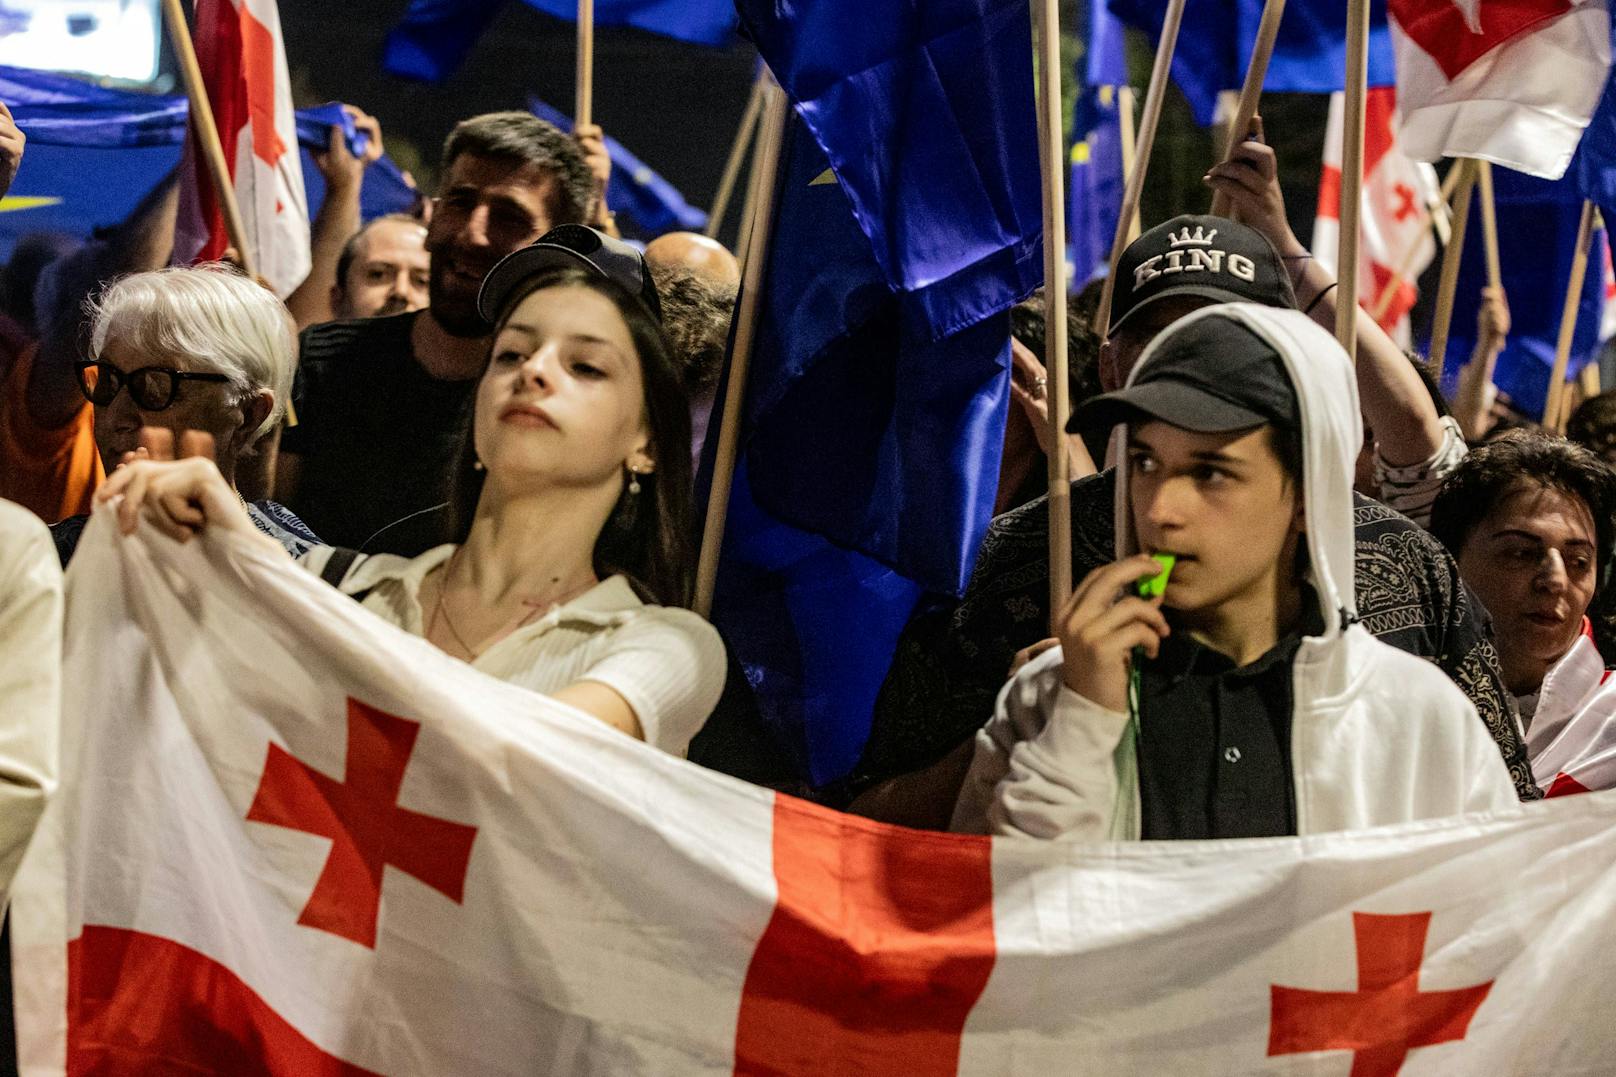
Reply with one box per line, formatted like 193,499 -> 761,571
280,312 -> 477,550
852,470 -> 1540,803
1137,606 -> 1321,841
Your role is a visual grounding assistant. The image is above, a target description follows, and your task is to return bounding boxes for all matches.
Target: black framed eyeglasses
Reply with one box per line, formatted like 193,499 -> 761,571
75,360 -> 232,411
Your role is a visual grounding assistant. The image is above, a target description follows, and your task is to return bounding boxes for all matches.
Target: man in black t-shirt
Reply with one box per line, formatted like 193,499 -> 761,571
278,112 -> 599,550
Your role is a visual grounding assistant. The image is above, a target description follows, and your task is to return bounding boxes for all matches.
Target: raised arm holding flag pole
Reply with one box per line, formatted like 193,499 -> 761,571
1208,0 -> 1286,219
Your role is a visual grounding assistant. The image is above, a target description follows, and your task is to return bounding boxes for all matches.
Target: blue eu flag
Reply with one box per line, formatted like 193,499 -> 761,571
704,0 -> 1042,785
384,0 -> 735,83
1437,168 -> 1607,422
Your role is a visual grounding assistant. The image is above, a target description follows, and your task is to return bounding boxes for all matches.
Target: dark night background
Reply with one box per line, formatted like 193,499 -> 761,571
278,0 -> 761,246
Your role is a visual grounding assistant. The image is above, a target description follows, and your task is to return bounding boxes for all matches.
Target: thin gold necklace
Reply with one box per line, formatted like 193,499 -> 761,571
428,546 -> 596,660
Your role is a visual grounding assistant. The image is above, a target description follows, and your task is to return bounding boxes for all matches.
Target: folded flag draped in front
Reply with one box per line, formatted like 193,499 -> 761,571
14,515 -> 1616,1073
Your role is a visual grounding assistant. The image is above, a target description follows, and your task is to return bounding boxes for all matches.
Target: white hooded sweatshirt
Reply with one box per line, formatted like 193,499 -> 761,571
952,304 -> 1518,839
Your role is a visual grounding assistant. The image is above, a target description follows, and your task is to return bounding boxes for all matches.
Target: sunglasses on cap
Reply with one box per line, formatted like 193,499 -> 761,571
76,360 -> 232,411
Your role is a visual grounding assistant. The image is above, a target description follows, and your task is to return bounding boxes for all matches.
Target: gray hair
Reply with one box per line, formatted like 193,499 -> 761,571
87,264 -> 297,446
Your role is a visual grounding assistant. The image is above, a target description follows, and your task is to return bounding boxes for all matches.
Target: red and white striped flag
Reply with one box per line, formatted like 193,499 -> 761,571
1387,0 -> 1612,179
1313,87 -> 1442,345
15,513 -> 1616,1074
172,0 -> 310,297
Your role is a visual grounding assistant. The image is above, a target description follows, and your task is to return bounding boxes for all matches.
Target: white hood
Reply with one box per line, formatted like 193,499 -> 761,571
1110,302 -> 1362,638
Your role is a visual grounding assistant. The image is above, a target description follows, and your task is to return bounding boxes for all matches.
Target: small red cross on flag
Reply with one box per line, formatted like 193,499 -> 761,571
1269,911 -> 1493,1077
246,698 -> 478,948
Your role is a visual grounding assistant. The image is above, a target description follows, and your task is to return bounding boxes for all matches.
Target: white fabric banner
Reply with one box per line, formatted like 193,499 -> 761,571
14,514 -> 1616,1074
1388,0 -> 1612,179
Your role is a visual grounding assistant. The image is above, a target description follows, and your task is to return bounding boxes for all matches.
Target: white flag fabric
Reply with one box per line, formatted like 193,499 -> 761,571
172,0 -> 310,297
1313,87 -> 1442,346
15,513 -> 1616,1074
1387,0 -> 1612,179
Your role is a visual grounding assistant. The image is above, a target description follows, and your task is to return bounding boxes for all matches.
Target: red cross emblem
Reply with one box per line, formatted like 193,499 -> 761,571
246,699 -> 478,948
1269,912 -> 1493,1077
1391,182 -> 1417,223
1389,0 -> 1574,81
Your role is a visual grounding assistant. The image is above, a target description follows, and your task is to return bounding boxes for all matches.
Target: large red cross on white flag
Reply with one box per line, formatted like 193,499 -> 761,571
1387,0 -> 1612,179
1313,87 -> 1442,346
14,514 -> 1616,1073
173,0 -> 310,297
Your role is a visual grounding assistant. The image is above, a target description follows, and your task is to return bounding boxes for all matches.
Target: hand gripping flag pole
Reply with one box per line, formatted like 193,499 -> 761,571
1033,0 -> 1072,614
1093,0 -> 1186,340
160,0 -> 256,279
1335,0 -> 1370,361
693,77 -> 788,617
1208,0 -> 1287,219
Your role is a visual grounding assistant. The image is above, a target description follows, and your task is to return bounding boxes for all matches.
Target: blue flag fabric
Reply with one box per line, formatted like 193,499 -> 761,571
1104,0 -> 1395,127
1070,2 -> 1127,284
1436,168 -> 1607,422
383,0 -> 734,83
0,68 -> 416,257
712,0 -> 1041,786
743,0 -> 1043,337
1574,20 -> 1616,219
527,98 -> 705,236
704,117 -> 1014,785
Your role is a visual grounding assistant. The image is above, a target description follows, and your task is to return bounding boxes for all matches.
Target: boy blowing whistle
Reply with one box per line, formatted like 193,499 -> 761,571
952,304 -> 1517,840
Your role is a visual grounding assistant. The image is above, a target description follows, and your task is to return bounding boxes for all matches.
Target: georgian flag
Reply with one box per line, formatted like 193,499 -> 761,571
15,513 -> 1616,1073
1387,0 -> 1612,179
172,0 -> 310,297
1313,87 -> 1442,346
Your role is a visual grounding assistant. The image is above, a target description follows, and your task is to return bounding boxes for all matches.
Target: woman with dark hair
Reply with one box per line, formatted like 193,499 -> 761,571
96,227 -> 726,757
1430,431 -> 1616,793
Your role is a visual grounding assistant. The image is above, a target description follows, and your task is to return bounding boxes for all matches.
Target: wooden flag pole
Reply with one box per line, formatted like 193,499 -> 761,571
693,80 -> 789,618
161,0 -> 254,277
1369,163 -> 1464,322
706,75 -> 765,240
1032,0 -> 1072,619
1208,0 -> 1287,218
1117,87 -> 1141,241
1544,200 -> 1599,432
1094,0 -> 1187,337
1429,159 -> 1479,381
575,0 -> 594,128
1476,160 -> 1503,290
1334,0 -> 1370,359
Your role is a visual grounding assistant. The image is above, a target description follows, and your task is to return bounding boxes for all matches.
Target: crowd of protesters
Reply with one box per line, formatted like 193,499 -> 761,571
3,85 -> 1616,1056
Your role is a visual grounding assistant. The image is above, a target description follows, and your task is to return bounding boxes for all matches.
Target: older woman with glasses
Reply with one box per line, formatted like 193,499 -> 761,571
49,264 -> 318,565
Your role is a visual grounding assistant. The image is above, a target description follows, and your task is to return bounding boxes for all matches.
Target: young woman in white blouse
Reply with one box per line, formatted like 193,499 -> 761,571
97,226 -> 726,756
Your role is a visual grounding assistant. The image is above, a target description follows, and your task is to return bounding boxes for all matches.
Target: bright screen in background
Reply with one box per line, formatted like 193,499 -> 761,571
0,0 -> 161,85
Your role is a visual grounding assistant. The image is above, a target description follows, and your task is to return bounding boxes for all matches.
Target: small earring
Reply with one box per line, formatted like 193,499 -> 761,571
473,457 -> 485,472
627,469 -> 642,496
